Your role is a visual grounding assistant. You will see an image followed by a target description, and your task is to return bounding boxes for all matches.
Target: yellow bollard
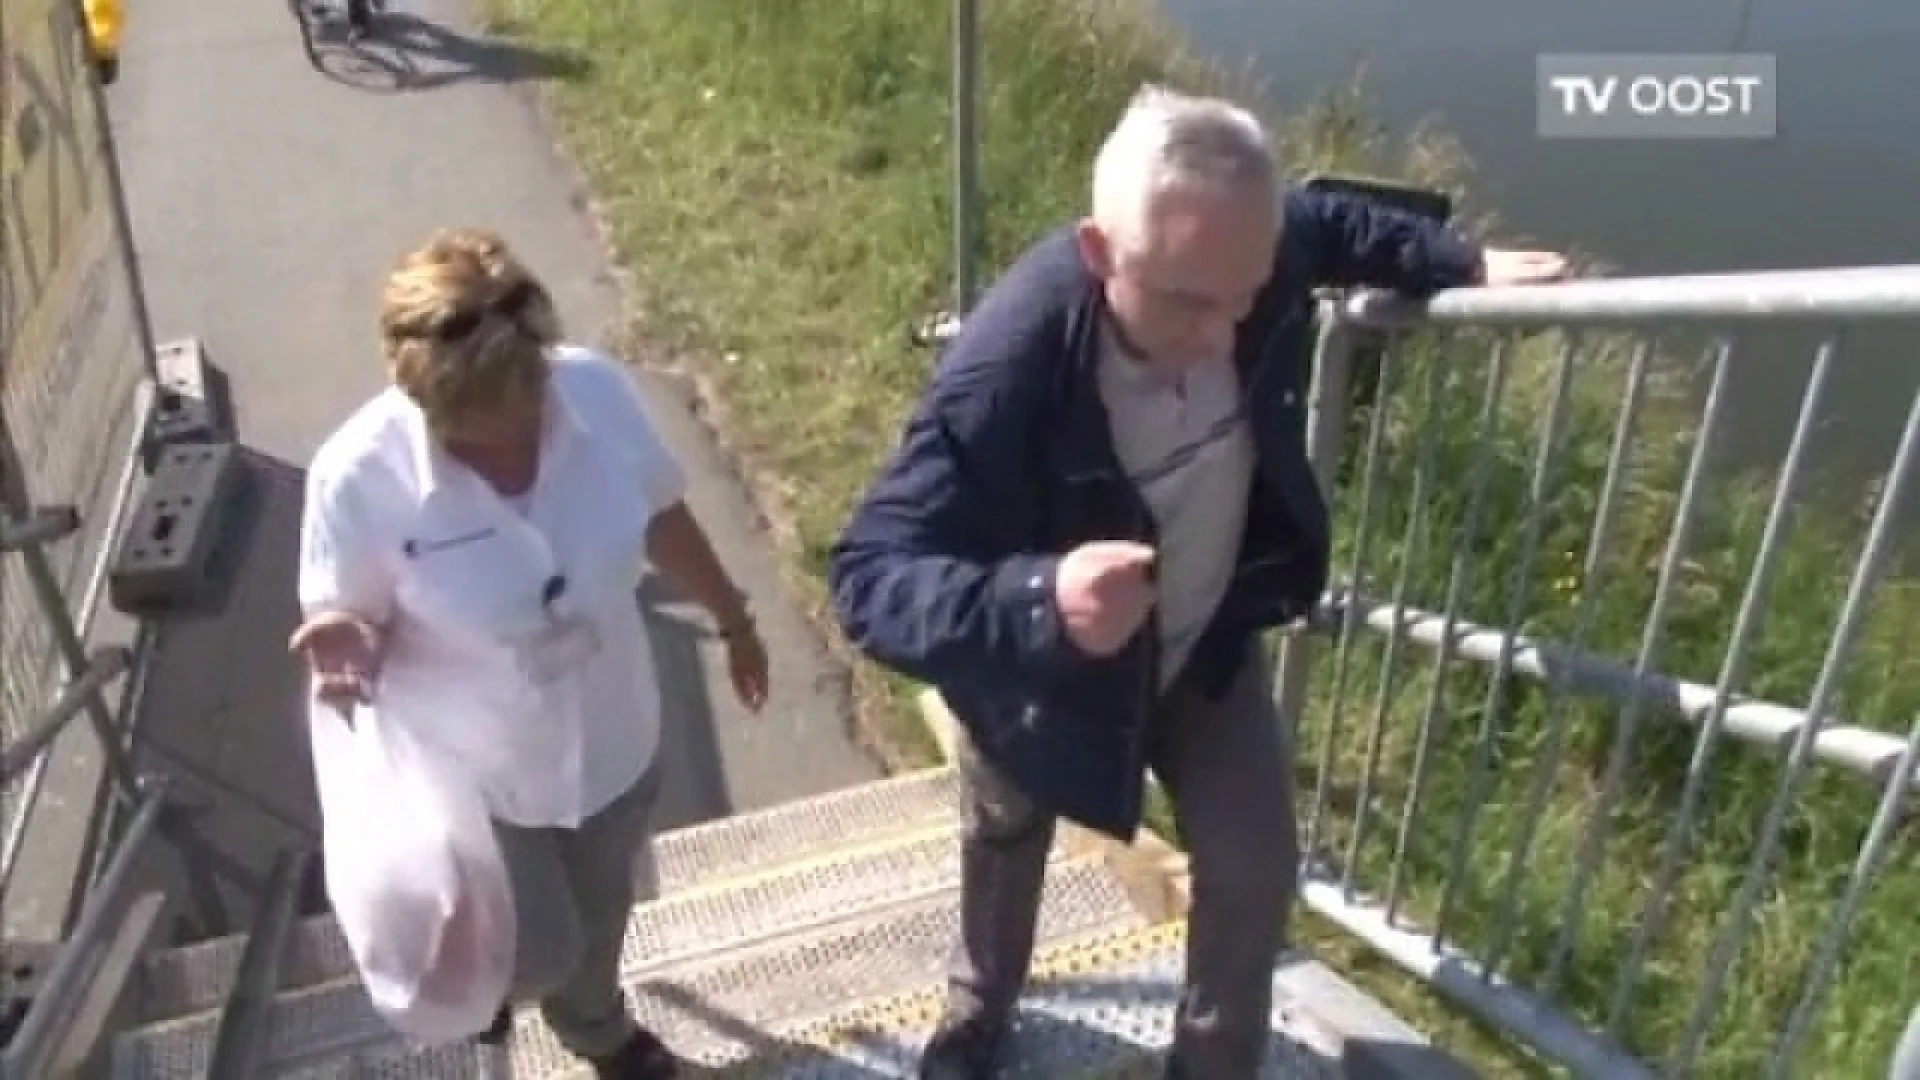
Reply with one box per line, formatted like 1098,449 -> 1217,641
81,0 -> 124,84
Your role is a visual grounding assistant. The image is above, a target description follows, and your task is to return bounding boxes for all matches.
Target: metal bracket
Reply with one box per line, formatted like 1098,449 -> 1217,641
108,441 -> 243,615
0,647 -> 133,787
144,338 -> 230,470
908,310 -> 962,351
0,506 -> 81,552
0,940 -> 60,1051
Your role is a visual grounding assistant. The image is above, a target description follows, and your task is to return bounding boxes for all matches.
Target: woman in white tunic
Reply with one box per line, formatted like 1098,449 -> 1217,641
291,227 -> 767,1080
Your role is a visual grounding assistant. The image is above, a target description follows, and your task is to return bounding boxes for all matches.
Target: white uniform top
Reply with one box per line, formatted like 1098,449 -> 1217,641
298,346 -> 687,827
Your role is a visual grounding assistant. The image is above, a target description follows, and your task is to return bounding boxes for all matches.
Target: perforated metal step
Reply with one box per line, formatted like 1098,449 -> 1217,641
698,920 -> 1343,1079
115,854 -> 1148,1079
118,816 -> 1001,1073
140,768 -> 962,1022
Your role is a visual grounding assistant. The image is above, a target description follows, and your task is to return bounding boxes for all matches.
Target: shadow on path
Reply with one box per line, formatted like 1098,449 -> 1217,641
289,1 -> 590,93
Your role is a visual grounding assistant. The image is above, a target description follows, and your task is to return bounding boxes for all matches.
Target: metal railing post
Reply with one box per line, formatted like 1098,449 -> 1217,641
205,847 -> 311,1080
0,789 -> 168,1080
1276,305 -> 1357,855
67,0 -> 161,385
950,0 -> 981,316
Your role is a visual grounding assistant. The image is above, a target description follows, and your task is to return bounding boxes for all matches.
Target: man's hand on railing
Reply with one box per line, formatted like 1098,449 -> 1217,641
1479,248 -> 1573,287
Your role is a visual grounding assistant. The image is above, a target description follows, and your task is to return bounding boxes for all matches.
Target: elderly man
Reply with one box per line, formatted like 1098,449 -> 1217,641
828,85 -> 1567,1079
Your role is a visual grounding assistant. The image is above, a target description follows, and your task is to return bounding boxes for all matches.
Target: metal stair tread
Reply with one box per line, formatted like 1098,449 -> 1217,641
112,842 -> 1142,1077
319,919 -> 1353,1080
695,920 -> 1345,1079
115,813 -> 1001,1073
491,855 -> 1152,1078
139,767 -> 961,1023
650,768 -> 959,883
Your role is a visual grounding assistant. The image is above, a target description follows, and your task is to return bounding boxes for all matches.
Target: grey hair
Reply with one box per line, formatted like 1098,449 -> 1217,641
1090,84 -> 1277,253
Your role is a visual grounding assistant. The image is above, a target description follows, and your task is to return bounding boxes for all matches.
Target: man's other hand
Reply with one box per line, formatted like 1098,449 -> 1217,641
1481,248 -> 1572,286
1054,541 -> 1158,657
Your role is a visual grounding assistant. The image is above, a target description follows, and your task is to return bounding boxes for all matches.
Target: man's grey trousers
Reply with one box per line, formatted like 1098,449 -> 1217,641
947,649 -> 1300,1078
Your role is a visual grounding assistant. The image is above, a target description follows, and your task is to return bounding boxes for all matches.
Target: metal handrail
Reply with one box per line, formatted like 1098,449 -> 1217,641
1318,591 -> 1920,787
0,401 -> 151,899
0,789 -> 167,1080
205,847 -> 310,1080
1346,263 -> 1920,327
1289,269 -> 1920,1079
0,383 -> 162,1080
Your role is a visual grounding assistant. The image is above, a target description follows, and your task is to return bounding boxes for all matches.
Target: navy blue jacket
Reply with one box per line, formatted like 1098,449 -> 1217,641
828,187 -> 1484,839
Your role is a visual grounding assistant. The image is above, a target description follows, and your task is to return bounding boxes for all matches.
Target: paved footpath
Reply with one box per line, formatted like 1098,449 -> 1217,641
18,0 -> 881,937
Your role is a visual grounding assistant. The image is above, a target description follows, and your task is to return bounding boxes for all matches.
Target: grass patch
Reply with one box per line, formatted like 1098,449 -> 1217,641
481,0 -> 1918,1076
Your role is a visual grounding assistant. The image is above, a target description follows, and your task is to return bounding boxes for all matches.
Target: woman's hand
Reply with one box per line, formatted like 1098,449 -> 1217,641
289,611 -> 385,717
721,621 -> 769,713
645,502 -> 771,711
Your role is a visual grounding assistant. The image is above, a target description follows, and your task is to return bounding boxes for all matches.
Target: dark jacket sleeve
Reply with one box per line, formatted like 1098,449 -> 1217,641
1285,187 -> 1485,294
827,287 -> 1080,690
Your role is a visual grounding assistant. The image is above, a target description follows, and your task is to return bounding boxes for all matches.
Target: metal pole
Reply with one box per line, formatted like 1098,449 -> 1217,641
1279,308 -> 1354,860
206,847 -> 310,1080
69,0 -> 162,384
0,787 -> 166,1080
951,0 -> 981,315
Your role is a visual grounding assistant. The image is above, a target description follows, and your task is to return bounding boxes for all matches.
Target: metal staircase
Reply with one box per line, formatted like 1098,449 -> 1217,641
99,762 -> 1458,1079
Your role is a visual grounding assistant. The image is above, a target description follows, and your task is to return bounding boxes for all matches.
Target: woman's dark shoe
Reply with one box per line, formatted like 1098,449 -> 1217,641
342,0 -> 373,39
477,1003 -> 514,1046
588,1027 -> 680,1080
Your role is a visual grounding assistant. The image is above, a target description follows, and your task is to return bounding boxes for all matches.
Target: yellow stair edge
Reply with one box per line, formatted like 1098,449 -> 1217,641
695,914 -> 1472,1080
643,818 -> 963,913
915,690 -> 1192,923
907,695 -> 1471,1080
654,766 -> 960,857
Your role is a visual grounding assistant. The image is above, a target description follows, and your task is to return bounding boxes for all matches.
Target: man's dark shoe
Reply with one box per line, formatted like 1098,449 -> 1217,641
919,1010 -> 1008,1080
588,1028 -> 680,1080
342,0 -> 373,38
